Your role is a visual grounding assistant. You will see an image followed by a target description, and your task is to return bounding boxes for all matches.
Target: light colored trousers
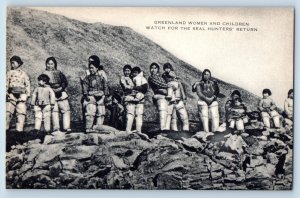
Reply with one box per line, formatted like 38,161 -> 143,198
198,100 -> 220,132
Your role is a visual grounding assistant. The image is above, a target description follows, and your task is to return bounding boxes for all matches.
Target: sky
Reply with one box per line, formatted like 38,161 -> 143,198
33,7 -> 294,108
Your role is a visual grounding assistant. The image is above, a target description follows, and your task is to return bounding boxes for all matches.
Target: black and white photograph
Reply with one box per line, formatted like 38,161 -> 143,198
5,7 -> 294,190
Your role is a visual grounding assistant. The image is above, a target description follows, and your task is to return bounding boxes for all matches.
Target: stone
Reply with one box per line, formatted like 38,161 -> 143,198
224,135 -> 247,155
182,137 -> 204,151
192,131 -> 214,142
154,172 -> 183,189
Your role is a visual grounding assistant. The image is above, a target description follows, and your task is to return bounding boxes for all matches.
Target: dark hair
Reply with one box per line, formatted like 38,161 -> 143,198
163,63 -> 174,71
88,55 -> 101,68
231,90 -> 241,98
150,62 -> 160,71
262,88 -> 272,96
38,74 -> 50,84
202,69 -> 211,80
132,66 -> 141,74
45,57 -> 57,70
123,64 -> 132,71
10,56 -> 23,66
89,62 -> 101,70
288,89 -> 293,96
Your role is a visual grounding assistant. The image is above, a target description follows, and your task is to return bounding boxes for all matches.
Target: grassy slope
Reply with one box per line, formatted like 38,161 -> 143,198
6,7 -> 260,124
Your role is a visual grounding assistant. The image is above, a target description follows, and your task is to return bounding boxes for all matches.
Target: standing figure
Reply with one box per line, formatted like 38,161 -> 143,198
148,62 -> 175,130
80,55 -> 108,126
258,88 -> 281,129
43,57 -> 71,132
225,90 -> 248,132
31,74 -> 56,133
162,63 -> 189,131
82,61 -> 109,132
284,89 -> 293,129
120,66 -> 148,133
6,56 -> 30,132
192,69 -> 220,132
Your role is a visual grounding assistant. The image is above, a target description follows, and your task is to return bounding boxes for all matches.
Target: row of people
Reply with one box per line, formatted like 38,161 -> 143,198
6,55 -> 293,134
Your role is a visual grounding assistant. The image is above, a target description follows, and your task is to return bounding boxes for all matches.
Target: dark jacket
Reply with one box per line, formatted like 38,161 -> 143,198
82,74 -> 109,96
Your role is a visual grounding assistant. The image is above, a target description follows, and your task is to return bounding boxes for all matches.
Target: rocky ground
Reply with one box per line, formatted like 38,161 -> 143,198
6,124 -> 293,190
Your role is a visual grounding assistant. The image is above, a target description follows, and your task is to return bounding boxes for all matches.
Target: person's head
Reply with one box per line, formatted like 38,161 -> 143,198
262,88 -> 272,98
88,55 -> 103,70
37,74 -> 50,86
163,63 -> 173,73
131,66 -> 141,78
10,56 -> 23,70
150,62 -> 160,75
45,57 -> 57,71
123,65 -> 132,77
89,62 -> 99,75
288,89 -> 293,99
202,69 -> 211,81
231,90 -> 241,101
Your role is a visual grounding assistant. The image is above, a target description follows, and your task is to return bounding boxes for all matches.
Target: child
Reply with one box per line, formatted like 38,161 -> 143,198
6,56 -> 31,132
162,63 -> 179,102
31,74 -> 56,133
132,70 -> 147,101
107,93 -> 125,130
258,89 -> 280,129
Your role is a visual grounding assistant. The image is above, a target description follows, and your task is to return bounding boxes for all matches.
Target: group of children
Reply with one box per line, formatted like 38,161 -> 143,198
226,88 -> 294,133
6,54 -> 294,134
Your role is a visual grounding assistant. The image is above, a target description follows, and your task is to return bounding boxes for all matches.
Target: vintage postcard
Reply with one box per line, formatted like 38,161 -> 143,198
6,7 -> 294,190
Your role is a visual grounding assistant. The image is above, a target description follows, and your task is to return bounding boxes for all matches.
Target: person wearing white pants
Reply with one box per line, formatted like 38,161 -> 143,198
192,69 -> 220,132
82,62 -> 109,132
225,90 -> 248,132
148,62 -> 189,131
121,66 -> 148,133
31,74 -> 56,133
258,89 -> 281,129
6,56 -> 31,132
43,57 -> 71,132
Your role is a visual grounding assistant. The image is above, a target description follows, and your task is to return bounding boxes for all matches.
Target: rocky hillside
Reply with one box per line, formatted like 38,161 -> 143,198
6,7 -> 260,125
6,126 -> 293,189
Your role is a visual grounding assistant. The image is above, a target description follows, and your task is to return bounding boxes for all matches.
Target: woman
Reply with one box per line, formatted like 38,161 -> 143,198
43,57 -> 71,132
120,65 -> 148,133
6,56 -> 30,132
192,69 -> 220,132
148,62 -> 174,130
81,61 -> 109,132
148,62 -> 189,131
